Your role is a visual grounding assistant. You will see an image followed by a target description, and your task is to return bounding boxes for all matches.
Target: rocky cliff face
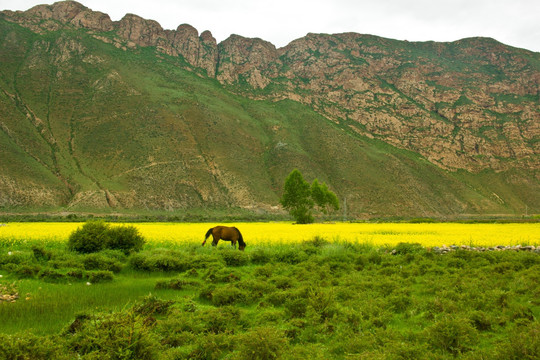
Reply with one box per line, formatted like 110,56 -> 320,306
2,1 -> 539,172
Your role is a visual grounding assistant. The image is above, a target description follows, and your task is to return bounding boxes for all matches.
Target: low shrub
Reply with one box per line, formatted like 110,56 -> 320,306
307,287 -> 337,321
220,249 -> 249,266
107,225 -> 146,254
285,297 -> 308,318
274,248 -> 308,264
198,284 -> 216,302
188,333 -> 233,360
236,327 -> 289,360
0,251 -> 34,268
68,221 -> 145,254
155,277 -> 199,290
203,266 -> 241,283
38,268 -> 67,283
427,316 -> 477,355
253,264 -> 274,278
65,310 -> 161,359
13,264 -> 42,278
469,310 -> 493,331
211,285 -> 249,306
250,248 -> 272,264
48,253 -> 84,270
0,333 -> 71,360
493,321 -> 540,360
197,306 -> 245,334
31,246 -> 53,262
236,279 -> 273,303
265,290 -> 289,307
132,294 -> 175,316
129,249 -> 190,272
82,253 -> 123,273
66,268 -> 85,280
270,275 -> 294,289
87,270 -> 114,283
393,242 -> 424,255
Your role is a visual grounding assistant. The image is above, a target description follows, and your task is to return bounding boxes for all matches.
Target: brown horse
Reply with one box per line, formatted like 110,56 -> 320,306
202,226 -> 246,251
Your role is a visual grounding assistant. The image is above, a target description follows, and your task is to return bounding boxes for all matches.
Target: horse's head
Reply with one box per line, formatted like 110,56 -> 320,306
239,243 -> 246,251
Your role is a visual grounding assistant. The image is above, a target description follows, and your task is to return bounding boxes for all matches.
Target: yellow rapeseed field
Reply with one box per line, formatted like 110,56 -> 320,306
0,222 -> 538,248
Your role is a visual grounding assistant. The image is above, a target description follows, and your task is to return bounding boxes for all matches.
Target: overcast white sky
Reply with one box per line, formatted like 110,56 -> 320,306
2,0 -> 539,52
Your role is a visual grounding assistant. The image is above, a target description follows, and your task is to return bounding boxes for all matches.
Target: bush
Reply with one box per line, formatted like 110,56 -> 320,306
188,333 -> 233,360
87,270 -> 114,283
197,306 -> 244,334
494,321 -> 540,360
427,316 -> 477,355
285,297 -> 308,318
155,277 -> 199,290
31,246 -> 53,262
0,333 -> 71,360
236,327 -> 288,360
68,221 -> 145,254
82,253 -> 123,273
107,225 -> 145,254
13,264 -> 42,278
220,249 -> 249,266
132,294 -> 175,316
250,248 -> 272,265
66,268 -> 85,280
65,310 -> 160,359
0,251 -> 33,267
393,242 -> 424,255
270,275 -> 294,289
203,266 -> 241,283
274,248 -> 307,264
211,285 -> 248,306
129,249 -> 190,272
38,268 -> 67,282
68,221 -> 110,254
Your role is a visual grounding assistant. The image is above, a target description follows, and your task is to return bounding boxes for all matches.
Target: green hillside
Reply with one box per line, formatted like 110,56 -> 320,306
0,18 -> 537,218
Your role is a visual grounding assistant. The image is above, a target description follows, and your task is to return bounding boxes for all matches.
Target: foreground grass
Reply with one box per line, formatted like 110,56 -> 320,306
0,236 -> 539,359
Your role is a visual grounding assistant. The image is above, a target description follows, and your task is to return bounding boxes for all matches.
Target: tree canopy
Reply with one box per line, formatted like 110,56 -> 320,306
280,169 -> 339,223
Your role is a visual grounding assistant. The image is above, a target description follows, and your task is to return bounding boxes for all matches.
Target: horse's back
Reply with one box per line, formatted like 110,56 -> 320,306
220,226 -> 239,240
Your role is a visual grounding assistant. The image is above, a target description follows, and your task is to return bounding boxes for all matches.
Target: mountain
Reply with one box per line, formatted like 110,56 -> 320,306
0,1 -> 538,218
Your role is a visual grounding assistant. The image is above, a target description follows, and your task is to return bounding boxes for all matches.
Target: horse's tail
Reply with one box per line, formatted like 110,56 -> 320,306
234,227 -> 246,250
202,227 -> 214,246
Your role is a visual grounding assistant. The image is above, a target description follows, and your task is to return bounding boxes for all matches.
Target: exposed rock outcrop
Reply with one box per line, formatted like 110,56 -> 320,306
2,1 -> 539,172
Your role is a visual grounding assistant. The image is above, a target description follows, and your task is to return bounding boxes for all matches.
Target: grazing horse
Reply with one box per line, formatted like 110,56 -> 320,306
202,226 -> 246,251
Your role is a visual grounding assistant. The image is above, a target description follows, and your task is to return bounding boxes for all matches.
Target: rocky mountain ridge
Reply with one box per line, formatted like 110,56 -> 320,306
0,1 -> 538,216
3,1 -> 538,173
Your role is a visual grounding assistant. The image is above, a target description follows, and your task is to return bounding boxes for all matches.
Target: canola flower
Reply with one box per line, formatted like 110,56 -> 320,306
0,222 -> 538,248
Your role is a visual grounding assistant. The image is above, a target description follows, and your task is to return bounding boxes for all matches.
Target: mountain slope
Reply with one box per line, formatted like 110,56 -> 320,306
5,1 -> 538,172
0,2 -> 538,217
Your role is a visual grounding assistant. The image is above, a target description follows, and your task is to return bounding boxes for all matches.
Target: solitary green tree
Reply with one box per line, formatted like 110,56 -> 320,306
280,169 -> 314,224
280,170 -> 339,223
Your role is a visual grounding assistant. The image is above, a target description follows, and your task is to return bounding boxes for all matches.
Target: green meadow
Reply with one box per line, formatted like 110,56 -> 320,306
0,234 -> 539,359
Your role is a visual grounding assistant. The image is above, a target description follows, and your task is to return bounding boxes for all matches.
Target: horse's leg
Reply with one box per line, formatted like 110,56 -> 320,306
212,233 -> 220,247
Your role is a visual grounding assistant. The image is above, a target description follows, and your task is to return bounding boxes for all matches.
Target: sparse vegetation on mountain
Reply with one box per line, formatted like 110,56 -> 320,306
0,1 -> 538,218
